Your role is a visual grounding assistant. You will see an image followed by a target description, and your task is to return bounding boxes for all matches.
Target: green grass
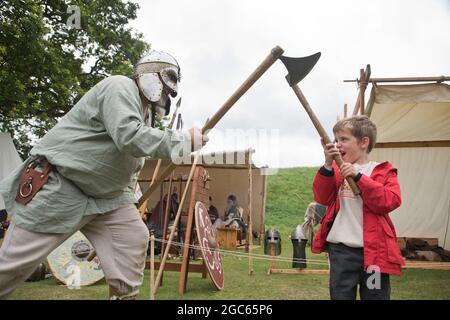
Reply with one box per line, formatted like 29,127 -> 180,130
8,167 -> 450,300
265,167 -> 318,236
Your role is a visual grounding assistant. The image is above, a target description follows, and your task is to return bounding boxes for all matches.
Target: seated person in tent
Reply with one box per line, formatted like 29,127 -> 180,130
169,192 -> 179,221
213,194 -> 247,233
312,115 -> 404,300
207,196 -> 219,224
146,196 -> 165,237
0,50 -> 208,300
146,192 -> 179,231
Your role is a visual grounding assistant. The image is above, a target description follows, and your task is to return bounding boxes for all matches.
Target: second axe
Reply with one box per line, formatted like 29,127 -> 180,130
279,52 -> 360,195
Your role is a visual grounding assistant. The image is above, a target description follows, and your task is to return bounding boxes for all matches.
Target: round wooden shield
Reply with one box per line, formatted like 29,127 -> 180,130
47,231 -> 104,287
195,201 -> 224,290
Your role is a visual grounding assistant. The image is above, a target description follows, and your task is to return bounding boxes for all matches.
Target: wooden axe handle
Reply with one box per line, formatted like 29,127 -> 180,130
202,46 -> 284,133
291,84 -> 361,195
138,46 -> 285,206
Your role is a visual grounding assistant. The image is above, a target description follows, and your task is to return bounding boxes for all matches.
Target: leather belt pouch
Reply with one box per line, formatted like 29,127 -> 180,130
15,160 -> 54,205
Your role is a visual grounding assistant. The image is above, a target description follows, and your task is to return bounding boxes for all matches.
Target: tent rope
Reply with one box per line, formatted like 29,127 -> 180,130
153,238 -> 330,266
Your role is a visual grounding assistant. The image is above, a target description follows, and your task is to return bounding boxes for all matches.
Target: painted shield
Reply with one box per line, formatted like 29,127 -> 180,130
47,231 -> 104,287
195,201 -> 224,290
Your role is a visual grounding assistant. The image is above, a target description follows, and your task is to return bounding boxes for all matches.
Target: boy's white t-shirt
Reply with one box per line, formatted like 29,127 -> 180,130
326,161 -> 379,248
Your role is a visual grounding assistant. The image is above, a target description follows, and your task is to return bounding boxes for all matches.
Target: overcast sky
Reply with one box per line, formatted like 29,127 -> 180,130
129,0 -> 450,168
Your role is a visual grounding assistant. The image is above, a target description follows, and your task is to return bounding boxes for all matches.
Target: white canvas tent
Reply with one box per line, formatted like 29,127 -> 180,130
366,83 -> 450,250
138,150 -> 268,237
0,133 -> 23,210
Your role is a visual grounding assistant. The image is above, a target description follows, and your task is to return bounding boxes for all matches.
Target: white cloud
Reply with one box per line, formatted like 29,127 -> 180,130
129,0 -> 450,167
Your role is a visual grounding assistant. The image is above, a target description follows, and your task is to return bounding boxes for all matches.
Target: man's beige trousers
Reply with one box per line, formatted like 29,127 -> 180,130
0,204 -> 149,299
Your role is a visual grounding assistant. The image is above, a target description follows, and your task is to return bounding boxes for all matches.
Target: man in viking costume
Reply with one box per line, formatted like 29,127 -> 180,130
0,50 -> 207,299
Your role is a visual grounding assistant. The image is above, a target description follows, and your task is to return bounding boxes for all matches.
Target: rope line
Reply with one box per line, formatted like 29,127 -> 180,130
151,238 -> 330,266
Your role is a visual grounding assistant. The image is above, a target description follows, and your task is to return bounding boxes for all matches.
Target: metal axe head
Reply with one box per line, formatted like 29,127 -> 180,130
279,52 -> 321,86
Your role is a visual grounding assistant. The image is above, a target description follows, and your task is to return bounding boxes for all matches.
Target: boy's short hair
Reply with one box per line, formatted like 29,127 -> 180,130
333,115 -> 377,153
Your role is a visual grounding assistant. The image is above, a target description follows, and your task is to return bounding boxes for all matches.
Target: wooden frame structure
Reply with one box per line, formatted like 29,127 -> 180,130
145,166 -> 210,295
341,68 -> 450,121
139,150 -> 267,241
266,244 -> 329,275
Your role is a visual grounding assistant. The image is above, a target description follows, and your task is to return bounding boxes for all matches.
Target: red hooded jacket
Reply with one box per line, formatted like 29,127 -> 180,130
312,161 -> 405,275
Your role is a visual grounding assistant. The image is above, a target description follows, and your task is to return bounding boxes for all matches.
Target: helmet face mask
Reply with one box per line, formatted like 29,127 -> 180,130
134,50 -> 181,117
137,73 -> 164,103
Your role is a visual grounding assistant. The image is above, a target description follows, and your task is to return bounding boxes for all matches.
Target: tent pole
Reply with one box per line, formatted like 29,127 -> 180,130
247,148 -> 254,275
260,168 -> 268,244
138,160 -> 162,218
149,231 -> 155,300
351,69 -> 363,115
352,65 -> 371,115
359,69 -> 367,114
160,173 -> 174,264
344,76 -> 450,83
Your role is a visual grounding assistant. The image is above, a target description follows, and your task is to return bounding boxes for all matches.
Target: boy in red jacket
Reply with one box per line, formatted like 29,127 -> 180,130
312,115 -> 404,300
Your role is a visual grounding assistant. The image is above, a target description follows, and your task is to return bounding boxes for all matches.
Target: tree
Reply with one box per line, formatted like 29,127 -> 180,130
0,0 -> 149,158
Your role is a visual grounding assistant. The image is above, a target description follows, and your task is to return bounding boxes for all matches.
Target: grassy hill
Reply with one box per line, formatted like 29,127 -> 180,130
265,167 -> 318,235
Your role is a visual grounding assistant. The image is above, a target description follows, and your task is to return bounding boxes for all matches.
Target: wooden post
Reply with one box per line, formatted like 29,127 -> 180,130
247,149 -> 254,275
150,232 -> 155,300
352,65 -> 371,115
160,173 -> 174,260
260,171 -> 267,245
359,68 -> 365,114
267,244 -> 276,275
178,167 -> 200,295
138,157 -> 162,218
343,103 -> 348,118
270,245 -> 276,269
177,175 -> 184,244
359,69 -> 367,115
158,182 -> 164,237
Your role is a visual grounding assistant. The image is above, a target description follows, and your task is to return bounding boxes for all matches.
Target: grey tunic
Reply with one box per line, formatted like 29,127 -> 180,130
0,75 -> 190,233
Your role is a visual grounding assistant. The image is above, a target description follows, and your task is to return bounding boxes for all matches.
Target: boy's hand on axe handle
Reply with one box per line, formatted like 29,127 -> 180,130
340,162 -> 358,179
321,139 -> 340,171
188,127 -> 209,152
321,139 -> 358,178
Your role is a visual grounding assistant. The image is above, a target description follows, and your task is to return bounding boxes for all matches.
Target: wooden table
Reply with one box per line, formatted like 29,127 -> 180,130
216,228 -> 237,249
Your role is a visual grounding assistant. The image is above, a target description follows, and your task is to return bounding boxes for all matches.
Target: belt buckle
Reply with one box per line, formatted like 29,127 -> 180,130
19,176 -> 33,198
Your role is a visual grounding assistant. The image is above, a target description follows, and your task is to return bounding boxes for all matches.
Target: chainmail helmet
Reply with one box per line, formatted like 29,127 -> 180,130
133,50 -> 181,116
264,228 -> 282,255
